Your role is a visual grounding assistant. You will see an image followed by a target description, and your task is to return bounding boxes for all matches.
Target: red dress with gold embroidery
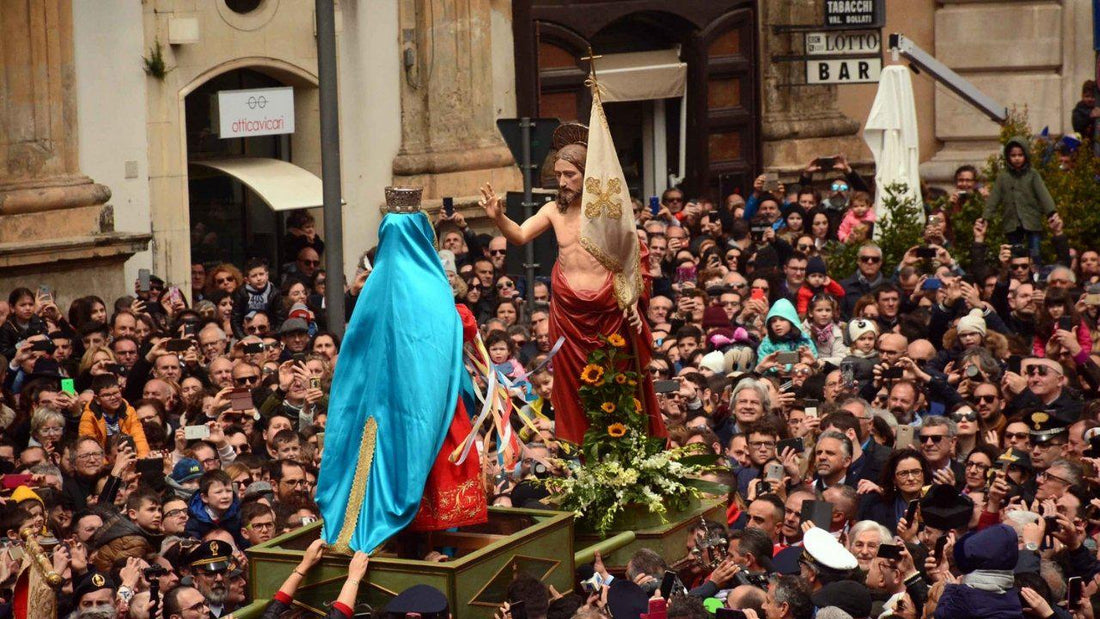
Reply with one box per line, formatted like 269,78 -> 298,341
410,304 -> 489,530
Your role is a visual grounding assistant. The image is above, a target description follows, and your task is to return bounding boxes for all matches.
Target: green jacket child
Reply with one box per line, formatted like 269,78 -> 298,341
981,136 -> 1056,234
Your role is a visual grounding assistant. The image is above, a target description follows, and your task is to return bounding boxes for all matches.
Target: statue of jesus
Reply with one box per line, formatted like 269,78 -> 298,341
479,123 -> 666,445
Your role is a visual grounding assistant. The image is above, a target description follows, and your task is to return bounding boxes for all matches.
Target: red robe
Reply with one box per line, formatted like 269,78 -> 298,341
548,262 -> 666,446
410,304 -> 488,531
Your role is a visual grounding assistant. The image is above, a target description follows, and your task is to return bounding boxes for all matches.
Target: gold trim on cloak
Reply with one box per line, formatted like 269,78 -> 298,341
332,417 -> 378,554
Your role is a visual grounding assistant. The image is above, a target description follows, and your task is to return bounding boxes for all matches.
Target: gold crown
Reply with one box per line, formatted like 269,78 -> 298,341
383,186 -> 423,214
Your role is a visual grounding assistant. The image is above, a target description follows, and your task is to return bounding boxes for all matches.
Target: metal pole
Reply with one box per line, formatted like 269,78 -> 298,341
521,117 -> 536,307
316,0 -> 345,335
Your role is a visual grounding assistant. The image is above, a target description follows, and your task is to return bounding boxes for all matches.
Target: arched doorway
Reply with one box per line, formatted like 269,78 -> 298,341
181,62 -> 321,284
514,1 -> 759,201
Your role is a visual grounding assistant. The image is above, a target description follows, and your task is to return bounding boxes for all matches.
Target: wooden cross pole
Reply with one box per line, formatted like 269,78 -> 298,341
580,46 -> 603,78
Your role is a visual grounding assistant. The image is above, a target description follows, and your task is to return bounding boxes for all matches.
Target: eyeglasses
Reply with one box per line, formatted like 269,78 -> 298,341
919,434 -> 946,444
965,461 -> 992,472
951,411 -> 977,423
1038,470 -> 1072,485
200,457 -> 219,466
234,375 -> 261,386
164,508 -> 188,519
489,249 -> 507,256
895,469 -> 923,479
97,389 -> 122,399
184,600 -> 210,613
245,326 -> 269,334
282,479 -> 308,488
76,452 -> 104,461
247,520 -> 275,531
748,440 -> 776,450
859,256 -> 882,263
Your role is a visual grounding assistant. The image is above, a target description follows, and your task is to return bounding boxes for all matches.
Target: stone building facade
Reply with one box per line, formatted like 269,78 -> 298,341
0,0 -> 1093,305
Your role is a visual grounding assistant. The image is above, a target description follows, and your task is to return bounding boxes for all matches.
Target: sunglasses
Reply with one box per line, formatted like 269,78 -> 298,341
1004,431 -> 1030,442
972,394 -> 998,403
951,411 -> 977,423
235,375 -> 260,386
497,281 -> 515,289
1010,263 -> 1030,271
1026,365 -> 1055,377
216,277 -> 234,284
489,249 -> 507,256
858,256 -> 882,263
831,183 -> 849,192
919,434 -> 946,444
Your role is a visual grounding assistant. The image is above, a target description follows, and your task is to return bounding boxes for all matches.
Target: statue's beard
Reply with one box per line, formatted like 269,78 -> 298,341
557,186 -> 580,213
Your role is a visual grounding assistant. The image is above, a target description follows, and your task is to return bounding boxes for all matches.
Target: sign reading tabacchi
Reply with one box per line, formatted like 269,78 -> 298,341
824,0 -> 880,28
217,87 -> 295,139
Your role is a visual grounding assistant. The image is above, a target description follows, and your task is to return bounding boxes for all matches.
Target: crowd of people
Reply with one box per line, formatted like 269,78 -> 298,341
3,134 -> 1100,619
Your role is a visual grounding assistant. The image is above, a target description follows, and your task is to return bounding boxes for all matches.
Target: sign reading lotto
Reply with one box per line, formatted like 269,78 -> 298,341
805,30 -> 881,56
824,0 -> 882,29
217,87 -> 295,139
806,57 -> 882,84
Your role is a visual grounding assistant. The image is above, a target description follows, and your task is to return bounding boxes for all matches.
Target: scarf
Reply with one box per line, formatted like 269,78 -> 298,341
961,569 -> 1015,594
245,283 -> 274,311
809,322 -> 835,347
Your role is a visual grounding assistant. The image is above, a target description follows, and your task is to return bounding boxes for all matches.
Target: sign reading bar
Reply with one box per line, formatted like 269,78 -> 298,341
824,0 -> 881,29
805,30 -> 881,56
806,58 -> 882,84
217,87 -> 295,139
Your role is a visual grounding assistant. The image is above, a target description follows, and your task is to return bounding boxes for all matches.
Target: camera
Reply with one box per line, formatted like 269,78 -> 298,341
732,571 -> 769,589
143,565 -> 169,579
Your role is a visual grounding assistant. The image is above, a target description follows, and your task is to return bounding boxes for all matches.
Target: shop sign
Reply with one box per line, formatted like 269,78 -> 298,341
805,58 -> 882,84
217,87 -> 295,139
805,30 -> 881,56
824,0 -> 882,29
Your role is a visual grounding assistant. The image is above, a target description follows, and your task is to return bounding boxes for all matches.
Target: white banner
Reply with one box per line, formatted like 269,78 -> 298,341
217,87 -> 295,139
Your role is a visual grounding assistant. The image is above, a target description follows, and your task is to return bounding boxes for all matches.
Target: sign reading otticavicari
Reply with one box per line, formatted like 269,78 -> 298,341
216,87 -> 295,139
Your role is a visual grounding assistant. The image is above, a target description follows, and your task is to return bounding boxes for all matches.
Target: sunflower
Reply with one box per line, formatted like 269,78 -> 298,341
633,397 -> 643,412
580,364 -> 605,385
614,374 -> 627,385
607,423 -> 627,437
608,333 -> 627,348
601,402 -> 617,413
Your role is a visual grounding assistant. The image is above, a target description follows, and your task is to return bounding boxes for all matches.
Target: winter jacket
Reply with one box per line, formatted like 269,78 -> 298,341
757,299 -> 817,372
837,208 -> 876,242
0,316 -> 48,361
801,320 -> 849,368
934,525 -> 1023,619
982,137 -> 1056,233
185,489 -> 248,550
78,398 -> 149,456
795,279 -> 846,317
1033,318 -> 1092,360
231,282 -> 284,339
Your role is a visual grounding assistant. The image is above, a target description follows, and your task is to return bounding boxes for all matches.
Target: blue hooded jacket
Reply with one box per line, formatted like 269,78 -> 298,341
185,487 -> 248,550
756,298 -> 817,369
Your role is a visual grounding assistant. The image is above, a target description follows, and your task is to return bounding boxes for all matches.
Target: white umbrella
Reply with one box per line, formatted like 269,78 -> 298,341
863,64 -> 923,231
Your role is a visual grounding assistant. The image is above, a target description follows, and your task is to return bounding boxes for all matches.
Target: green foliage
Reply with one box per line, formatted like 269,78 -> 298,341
827,183 -> 926,276
142,38 -> 172,80
949,106 -> 1100,270
541,335 -> 719,536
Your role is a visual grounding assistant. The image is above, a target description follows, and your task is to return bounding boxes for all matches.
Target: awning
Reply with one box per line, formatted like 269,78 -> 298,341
190,157 -> 328,212
597,49 -> 687,103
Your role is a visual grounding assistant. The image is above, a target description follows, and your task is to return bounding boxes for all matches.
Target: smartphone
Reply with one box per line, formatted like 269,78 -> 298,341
168,286 -> 181,304
29,339 -> 56,353
882,366 -> 904,380
165,339 -> 191,353
119,435 -> 136,453
904,499 -> 919,524
1068,576 -> 1083,609
228,389 -> 253,411
716,610 -> 747,619
777,437 -> 804,455
136,458 -> 163,481
107,363 -> 127,376
676,265 -> 697,284
764,461 -> 785,481
800,500 -> 834,530
37,285 -> 52,302
1007,355 -> 1022,375
778,381 -> 795,393
895,425 -> 915,450
934,536 -> 948,564
184,425 -> 210,440
1087,293 -> 1100,305
654,380 -> 680,394
309,377 -> 321,391
751,288 -> 766,302
649,196 -> 660,215
1058,316 -> 1073,331
60,378 -> 76,395
775,351 -> 799,365
916,246 -> 937,260
1,474 -> 34,490
138,269 -> 151,293
803,399 -> 819,418
763,171 -> 779,192
509,600 -> 527,619
242,342 -> 265,354
659,570 -> 677,600
1010,244 -> 1029,258
876,543 -> 902,560
815,156 -> 837,169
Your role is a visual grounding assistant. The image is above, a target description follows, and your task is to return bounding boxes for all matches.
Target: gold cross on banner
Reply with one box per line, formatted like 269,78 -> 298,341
584,177 -> 623,220
581,46 -> 602,76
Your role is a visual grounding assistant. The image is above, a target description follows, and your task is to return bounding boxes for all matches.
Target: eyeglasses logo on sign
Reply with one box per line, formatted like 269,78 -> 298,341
216,87 -> 295,139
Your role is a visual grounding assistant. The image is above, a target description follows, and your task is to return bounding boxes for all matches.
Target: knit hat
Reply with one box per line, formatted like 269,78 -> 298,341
806,255 -> 827,276
170,458 -> 203,484
702,306 -> 729,329
847,318 -> 878,343
699,351 -> 727,374
956,308 -> 987,337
